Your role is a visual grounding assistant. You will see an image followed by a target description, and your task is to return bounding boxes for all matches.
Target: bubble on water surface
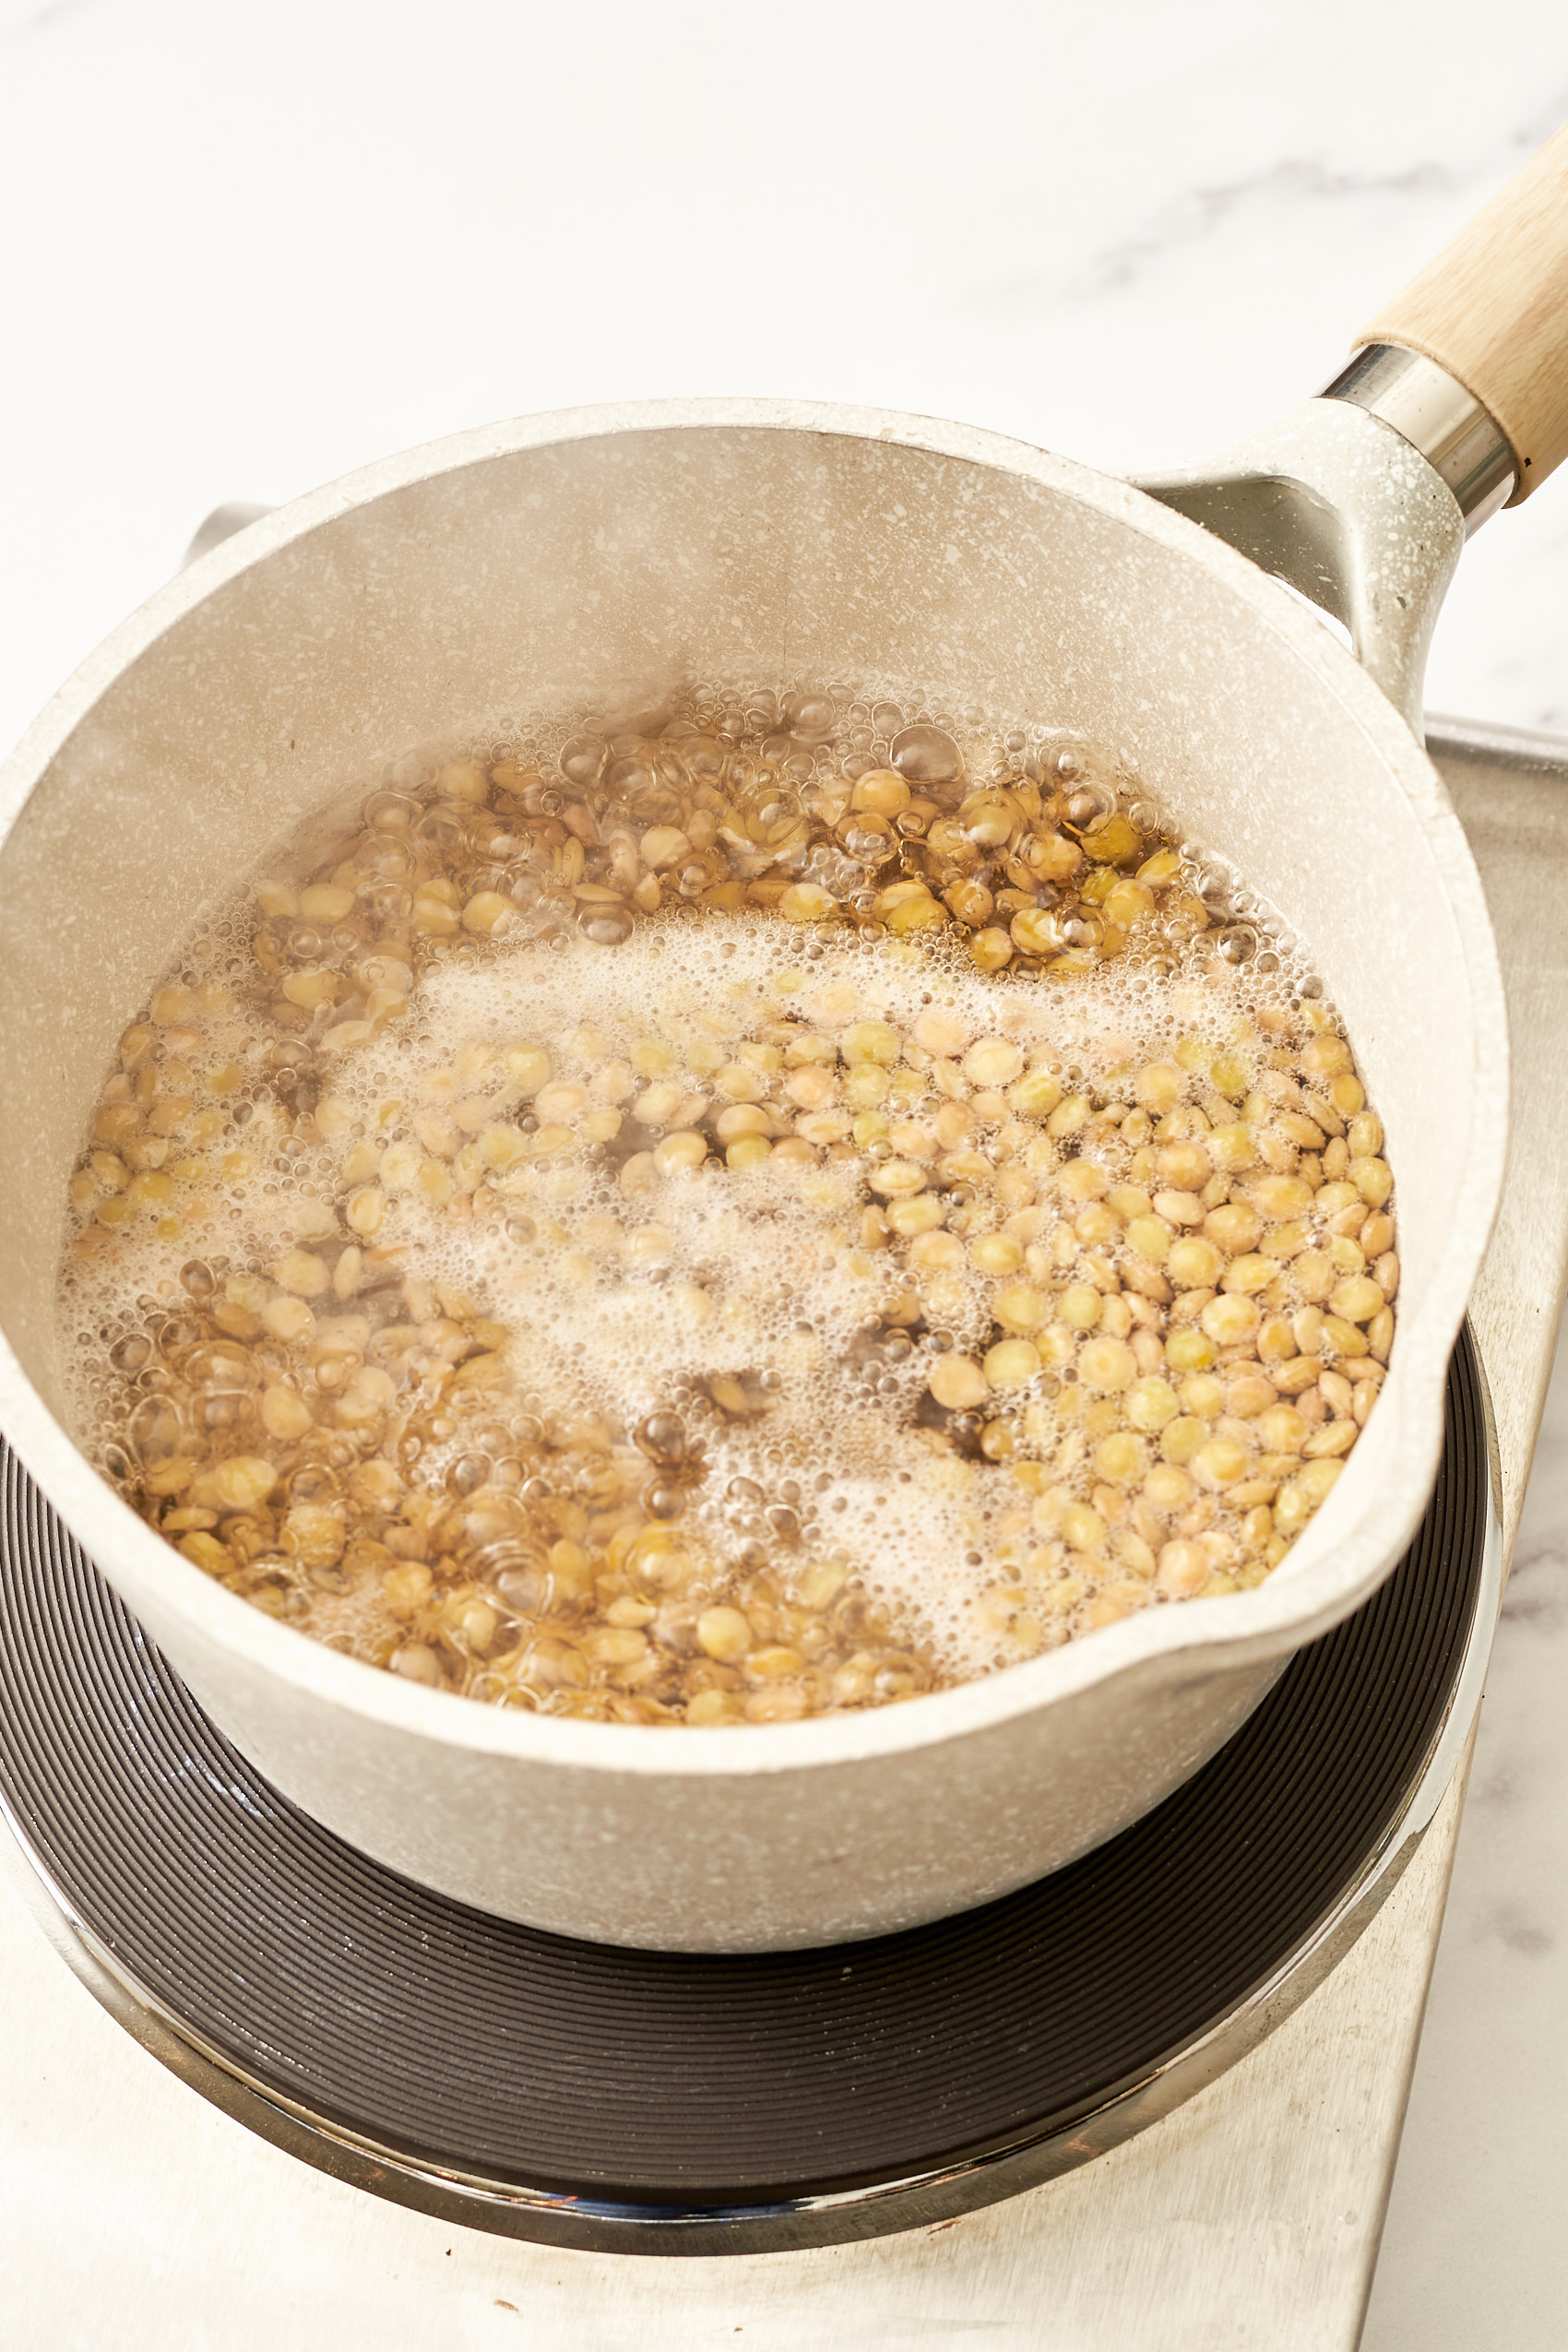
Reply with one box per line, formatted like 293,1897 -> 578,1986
889,724 -> 962,787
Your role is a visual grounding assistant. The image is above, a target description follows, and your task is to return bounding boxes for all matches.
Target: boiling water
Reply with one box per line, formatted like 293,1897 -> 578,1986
57,683 -> 1396,1725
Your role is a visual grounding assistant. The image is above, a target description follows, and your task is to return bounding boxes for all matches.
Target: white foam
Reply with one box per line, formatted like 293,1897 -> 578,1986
57,676 -> 1348,1692
62,902 -> 1310,1680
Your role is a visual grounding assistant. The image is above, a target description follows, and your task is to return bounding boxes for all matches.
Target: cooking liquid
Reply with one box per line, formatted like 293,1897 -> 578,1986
58,685 -> 1396,1725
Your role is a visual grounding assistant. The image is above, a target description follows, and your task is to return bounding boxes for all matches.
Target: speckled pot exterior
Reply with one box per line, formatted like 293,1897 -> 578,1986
0,402 -> 1508,1950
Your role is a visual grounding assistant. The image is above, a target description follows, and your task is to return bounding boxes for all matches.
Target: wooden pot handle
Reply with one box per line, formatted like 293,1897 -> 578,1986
1355,123 -> 1568,503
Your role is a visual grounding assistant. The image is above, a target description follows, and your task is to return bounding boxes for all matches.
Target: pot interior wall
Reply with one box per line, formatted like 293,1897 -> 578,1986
0,424 -> 1471,1483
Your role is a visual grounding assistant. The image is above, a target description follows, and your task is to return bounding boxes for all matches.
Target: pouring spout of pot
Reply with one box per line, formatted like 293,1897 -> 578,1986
180,501 -> 273,569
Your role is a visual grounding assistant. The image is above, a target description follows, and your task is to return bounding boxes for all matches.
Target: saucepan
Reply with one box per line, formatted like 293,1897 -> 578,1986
0,131 -> 1563,1952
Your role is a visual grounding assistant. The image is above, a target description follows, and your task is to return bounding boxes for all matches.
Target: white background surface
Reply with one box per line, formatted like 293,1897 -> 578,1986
2,4 -> 1566,2345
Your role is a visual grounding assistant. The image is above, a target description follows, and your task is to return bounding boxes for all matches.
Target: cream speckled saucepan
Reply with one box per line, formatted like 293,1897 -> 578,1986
1,133 -> 1564,1950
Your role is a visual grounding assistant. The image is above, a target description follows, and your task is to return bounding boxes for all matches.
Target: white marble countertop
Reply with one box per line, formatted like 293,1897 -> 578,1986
2,4 -> 1566,2344
1364,1325 -> 1568,2345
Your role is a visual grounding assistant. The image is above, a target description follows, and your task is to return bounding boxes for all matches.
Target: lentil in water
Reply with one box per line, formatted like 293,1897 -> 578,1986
60,686 -> 1398,1725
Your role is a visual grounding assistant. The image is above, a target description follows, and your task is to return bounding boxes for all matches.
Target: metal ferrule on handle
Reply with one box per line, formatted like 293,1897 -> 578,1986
1349,122 -> 1568,505
1322,347 -> 1517,534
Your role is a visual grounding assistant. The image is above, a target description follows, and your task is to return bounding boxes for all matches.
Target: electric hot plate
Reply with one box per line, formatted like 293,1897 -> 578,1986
0,1330 -> 1494,2257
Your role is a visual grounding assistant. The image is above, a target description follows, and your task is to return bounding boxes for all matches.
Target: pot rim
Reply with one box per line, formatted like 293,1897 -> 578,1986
0,395 -> 1509,1782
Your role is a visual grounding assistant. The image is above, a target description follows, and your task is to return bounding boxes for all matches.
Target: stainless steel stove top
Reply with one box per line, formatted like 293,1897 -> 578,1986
4,716 -> 1565,2349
